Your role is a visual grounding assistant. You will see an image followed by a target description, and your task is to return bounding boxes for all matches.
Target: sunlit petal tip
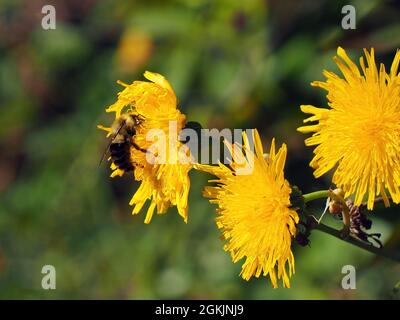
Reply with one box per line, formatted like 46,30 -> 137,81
143,70 -> 174,94
336,46 -> 346,57
116,79 -> 129,87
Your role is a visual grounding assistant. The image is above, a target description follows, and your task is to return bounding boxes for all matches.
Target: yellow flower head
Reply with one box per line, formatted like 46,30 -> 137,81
298,47 -> 400,210
198,130 -> 299,288
98,71 -> 193,223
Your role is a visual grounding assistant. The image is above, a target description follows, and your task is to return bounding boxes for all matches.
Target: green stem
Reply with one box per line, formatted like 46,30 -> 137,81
303,190 -> 330,203
309,218 -> 400,263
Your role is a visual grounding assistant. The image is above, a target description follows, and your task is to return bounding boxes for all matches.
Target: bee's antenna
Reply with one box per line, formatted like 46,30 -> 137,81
99,120 -> 126,167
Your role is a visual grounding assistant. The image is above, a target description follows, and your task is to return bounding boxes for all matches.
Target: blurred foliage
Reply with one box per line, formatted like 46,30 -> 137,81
0,0 -> 400,299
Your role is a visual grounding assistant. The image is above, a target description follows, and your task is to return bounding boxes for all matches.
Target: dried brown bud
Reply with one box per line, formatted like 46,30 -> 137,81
328,189 -> 345,215
346,200 -> 382,247
329,201 -> 343,215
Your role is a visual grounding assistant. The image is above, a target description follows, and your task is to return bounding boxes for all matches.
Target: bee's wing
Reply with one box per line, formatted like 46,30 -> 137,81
98,139 -> 114,167
99,120 -> 126,167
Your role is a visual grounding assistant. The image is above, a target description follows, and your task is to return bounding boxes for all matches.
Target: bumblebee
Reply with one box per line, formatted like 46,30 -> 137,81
101,113 -> 146,172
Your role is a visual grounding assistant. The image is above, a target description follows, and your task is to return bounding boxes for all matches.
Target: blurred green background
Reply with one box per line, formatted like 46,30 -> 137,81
1,0 -> 400,299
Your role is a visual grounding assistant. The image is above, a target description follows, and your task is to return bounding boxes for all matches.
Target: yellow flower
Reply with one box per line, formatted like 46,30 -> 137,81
98,71 -> 193,223
298,47 -> 400,210
197,130 -> 299,288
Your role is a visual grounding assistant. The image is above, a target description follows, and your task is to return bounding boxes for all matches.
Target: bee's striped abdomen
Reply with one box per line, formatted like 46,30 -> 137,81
110,142 -> 134,172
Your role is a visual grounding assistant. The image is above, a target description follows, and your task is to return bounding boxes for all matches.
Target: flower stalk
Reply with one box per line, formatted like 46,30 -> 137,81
303,190 -> 330,203
308,217 -> 400,263
300,190 -> 400,262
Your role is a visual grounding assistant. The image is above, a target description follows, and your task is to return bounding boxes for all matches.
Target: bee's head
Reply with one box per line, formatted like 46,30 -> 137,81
110,114 -> 139,135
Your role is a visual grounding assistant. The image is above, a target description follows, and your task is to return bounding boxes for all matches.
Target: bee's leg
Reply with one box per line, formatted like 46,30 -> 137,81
132,141 -> 147,153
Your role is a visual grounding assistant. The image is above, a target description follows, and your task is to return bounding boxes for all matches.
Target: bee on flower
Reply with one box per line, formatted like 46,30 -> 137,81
98,71 -> 195,223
